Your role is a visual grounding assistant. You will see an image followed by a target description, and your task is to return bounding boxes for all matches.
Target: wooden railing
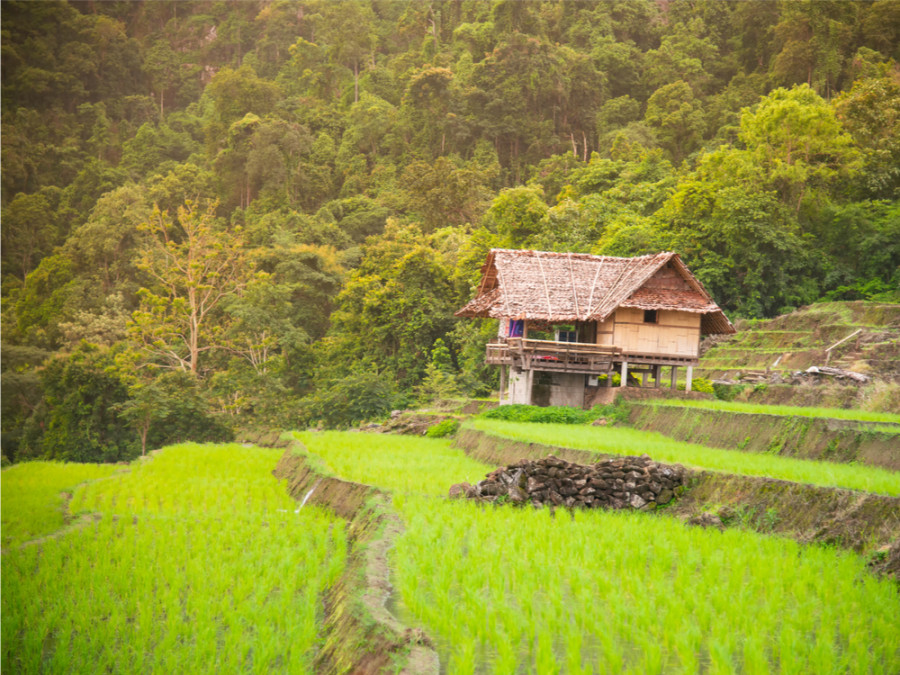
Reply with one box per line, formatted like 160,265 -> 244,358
486,338 -> 622,374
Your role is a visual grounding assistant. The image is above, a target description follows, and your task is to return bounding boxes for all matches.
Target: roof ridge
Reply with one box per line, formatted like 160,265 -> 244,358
492,248 -> 673,263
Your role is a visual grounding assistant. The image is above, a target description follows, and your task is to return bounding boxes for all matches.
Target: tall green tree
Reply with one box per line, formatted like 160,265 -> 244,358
739,84 -> 860,213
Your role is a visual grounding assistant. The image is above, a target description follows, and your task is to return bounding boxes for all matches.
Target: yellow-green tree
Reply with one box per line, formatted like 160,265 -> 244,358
129,200 -> 247,375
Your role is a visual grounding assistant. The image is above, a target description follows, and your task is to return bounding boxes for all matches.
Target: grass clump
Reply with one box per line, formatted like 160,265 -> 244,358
677,376 -> 715,394
1,461 -> 122,547
425,418 -> 460,438
482,404 -> 594,424
481,402 -> 632,426
469,419 -> 900,496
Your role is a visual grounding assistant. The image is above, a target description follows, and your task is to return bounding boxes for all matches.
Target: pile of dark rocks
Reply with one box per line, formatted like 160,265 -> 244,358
449,455 -> 686,511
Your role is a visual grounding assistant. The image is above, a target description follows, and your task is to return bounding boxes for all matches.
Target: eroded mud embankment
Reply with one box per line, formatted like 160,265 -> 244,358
454,428 -> 900,557
267,442 -> 438,675
627,403 -> 900,471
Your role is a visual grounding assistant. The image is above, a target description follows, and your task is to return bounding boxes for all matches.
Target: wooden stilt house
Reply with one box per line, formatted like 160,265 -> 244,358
455,249 -> 735,407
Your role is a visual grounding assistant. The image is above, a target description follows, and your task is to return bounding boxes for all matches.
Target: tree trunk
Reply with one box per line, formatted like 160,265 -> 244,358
140,421 -> 149,456
189,287 -> 199,373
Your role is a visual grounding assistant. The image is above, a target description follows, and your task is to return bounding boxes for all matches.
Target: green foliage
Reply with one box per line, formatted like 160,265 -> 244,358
425,418 -> 461,438
482,404 -> 595,425
325,223 -> 457,389
712,382 -> 747,402
482,185 -> 549,247
291,430 -> 899,675
0,344 -> 51,461
481,400 -> 631,426
120,371 -> 232,456
393,493 -> 899,672
642,398 -> 900,426
4,0 -> 900,455
296,431 -> 489,495
596,372 -> 622,387
415,339 -> 462,404
303,371 -> 403,429
676,377 -> 715,394
591,398 -> 633,425
129,199 -> 247,374
22,344 -> 136,463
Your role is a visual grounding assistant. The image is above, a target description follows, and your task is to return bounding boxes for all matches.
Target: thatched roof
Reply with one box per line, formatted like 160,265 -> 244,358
456,249 -> 735,335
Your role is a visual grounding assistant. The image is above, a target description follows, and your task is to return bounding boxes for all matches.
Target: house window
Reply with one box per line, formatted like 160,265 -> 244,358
643,310 -> 658,324
556,329 -> 577,342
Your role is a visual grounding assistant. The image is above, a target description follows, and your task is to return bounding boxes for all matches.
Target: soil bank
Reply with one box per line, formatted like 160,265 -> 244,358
454,428 -> 900,555
627,403 -> 900,471
270,444 -> 439,675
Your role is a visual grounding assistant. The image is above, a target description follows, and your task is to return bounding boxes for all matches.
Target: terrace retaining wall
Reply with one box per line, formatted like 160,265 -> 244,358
626,403 -> 900,471
454,428 -> 900,556
270,443 -> 439,675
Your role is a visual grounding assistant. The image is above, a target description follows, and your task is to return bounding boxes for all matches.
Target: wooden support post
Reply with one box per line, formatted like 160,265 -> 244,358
499,365 -> 507,404
654,364 -> 662,388
604,367 -> 613,387
620,361 -> 628,388
685,365 -> 693,393
640,371 -> 647,387
670,366 -> 678,389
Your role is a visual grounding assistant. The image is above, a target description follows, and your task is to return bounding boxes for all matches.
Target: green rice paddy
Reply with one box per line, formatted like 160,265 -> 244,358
294,430 -> 490,495
637,397 -> 900,426
294,432 -> 900,673
1,461 -> 122,548
2,444 -> 346,674
5,425 -> 899,673
392,494 -> 900,674
469,418 -> 900,496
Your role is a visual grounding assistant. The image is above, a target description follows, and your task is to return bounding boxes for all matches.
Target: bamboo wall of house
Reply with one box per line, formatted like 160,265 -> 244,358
595,317 -> 615,346
611,308 -> 701,357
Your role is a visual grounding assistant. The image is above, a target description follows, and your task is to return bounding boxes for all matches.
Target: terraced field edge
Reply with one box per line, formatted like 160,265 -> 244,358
454,428 -> 900,557
627,403 -> 900,471
271,444 -> 439,675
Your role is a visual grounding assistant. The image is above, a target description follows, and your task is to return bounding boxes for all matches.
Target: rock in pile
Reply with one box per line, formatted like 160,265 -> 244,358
449,455 -> 686,511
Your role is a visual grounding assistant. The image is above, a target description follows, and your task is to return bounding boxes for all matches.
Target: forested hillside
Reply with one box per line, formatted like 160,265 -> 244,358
3,0 -> 899,461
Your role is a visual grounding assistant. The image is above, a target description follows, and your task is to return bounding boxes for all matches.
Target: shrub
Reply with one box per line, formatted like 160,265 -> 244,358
303,371 -> 405,428
596,373 -> 622,386
590,399 -> 632,425
482,404 -> 593,424
426,418 -> 460,438
713,382 -> 746,401
677,377 -> 715,394
23,344 -> 138,463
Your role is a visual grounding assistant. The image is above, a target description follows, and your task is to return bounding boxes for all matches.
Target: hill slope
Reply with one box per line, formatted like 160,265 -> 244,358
698,302 -> 900,411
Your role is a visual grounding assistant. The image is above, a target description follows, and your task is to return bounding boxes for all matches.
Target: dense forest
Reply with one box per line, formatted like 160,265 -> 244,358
2,0 -> 899,461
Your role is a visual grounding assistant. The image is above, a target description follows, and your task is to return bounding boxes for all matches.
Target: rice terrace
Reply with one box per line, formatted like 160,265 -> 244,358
3,0 -> 900,672
4,400 -> 900,673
